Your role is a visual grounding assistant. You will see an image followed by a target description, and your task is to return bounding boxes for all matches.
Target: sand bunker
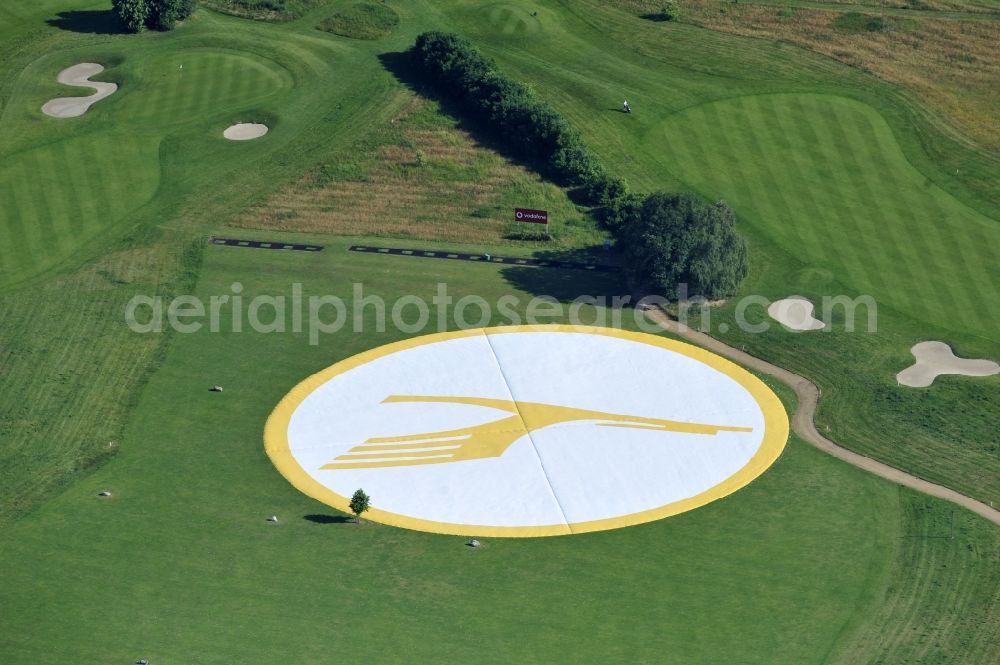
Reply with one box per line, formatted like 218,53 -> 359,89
224,123 -> 268,140
767,296 -> 825,331
896,341 -> 999,388
41,63 -> 117,118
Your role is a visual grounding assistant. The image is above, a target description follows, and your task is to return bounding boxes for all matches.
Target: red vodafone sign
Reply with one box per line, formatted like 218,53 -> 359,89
515,208 -> 548,224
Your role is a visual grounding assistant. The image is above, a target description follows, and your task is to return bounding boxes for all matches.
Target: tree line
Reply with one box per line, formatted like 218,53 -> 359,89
409,32 -> 748,299
112,0 -> 197,32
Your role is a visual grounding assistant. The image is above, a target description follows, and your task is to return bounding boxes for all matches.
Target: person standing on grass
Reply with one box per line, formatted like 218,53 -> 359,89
623,99 -> 631,113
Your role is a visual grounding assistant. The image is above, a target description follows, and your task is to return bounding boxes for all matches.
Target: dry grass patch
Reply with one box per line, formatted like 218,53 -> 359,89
789,0 -> 1000,13
610,0 -> 1000,15
236,97 -> 599,247
682,1 -> 1000,151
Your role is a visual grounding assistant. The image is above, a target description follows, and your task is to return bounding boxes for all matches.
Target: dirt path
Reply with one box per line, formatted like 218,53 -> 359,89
646,308 -> 1000,527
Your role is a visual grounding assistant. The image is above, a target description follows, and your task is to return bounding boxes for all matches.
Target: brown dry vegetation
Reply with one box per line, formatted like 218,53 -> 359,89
236,96 -> 598,247
613,0 -> 1000,15
682,2 -> 1000,151
798,0 -> 1000,13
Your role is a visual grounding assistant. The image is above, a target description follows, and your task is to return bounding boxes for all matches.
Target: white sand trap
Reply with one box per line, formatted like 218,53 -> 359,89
265,326 -> 788,537
224,123 -> 268,140
767,296 -> 825,331
41,63 -> 117,118
896,341 -> 999,388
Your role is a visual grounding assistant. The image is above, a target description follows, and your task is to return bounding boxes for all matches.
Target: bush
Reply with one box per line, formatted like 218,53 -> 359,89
642,0 -> 679,22
112,0 -> 148,32
620,193 -> 748,299
585,171 -> 628,208
147,0 -> 197,30
411,32 -> 605,195
600,190 -> 642,234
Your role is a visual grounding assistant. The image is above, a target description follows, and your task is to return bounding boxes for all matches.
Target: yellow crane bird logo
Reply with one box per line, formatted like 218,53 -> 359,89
322,395 -> 753,470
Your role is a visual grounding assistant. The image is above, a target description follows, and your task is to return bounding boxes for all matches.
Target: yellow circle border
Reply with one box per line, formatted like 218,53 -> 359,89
264,325 -> 789,537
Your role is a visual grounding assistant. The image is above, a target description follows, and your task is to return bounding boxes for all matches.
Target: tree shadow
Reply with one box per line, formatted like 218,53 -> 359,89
46,10 -> 128,35
303,514 -> 353,524
529,246 -> 618,265
501,248 -> 628,303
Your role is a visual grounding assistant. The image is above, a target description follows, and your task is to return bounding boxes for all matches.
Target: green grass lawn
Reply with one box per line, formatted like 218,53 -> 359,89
657,93 -> 999,341
2,239 -> 997,663
0,0 -> 999,662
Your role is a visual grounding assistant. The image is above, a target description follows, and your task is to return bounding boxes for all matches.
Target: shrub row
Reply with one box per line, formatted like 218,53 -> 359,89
408,32 -> 748,299
411,32 -> 624,206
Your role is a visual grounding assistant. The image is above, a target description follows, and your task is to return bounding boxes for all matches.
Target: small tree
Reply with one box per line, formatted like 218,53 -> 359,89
349,488 -> 370,524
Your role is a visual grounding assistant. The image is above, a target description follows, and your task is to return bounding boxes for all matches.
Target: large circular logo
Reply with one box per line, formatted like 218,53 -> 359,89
265,325 -> 788,536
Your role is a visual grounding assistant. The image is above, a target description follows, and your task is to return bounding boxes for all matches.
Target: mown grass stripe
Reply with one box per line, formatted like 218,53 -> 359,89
765,96 -> 848,274
822,98 -> 930,316
743,95 -> 829,264
798,97 -> 889,294
35,142 -> 80,258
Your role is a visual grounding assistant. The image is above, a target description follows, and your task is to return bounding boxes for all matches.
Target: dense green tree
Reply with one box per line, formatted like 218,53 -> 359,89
621,193 -> 748,299
112,0 -> 148,32
601,190 -> 642,233
687,201 -> 749,299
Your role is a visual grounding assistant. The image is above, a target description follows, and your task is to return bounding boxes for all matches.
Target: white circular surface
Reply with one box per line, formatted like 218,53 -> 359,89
267,327 -> 787,536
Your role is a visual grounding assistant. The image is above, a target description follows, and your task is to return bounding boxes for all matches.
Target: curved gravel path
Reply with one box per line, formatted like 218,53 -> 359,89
646,307 -> 1000,527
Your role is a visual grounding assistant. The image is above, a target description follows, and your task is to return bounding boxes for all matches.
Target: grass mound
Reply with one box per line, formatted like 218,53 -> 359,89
202,0 -> 322,22
317,3 -> 399,39
485,3 -> 543,36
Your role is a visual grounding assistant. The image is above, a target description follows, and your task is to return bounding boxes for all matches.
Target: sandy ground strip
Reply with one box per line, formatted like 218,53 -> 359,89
41,63 -> 117,118
767,296 -> 825,331
644,307 -> 1000,527
896,341 -> 999,388
224,123 -> 268,140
